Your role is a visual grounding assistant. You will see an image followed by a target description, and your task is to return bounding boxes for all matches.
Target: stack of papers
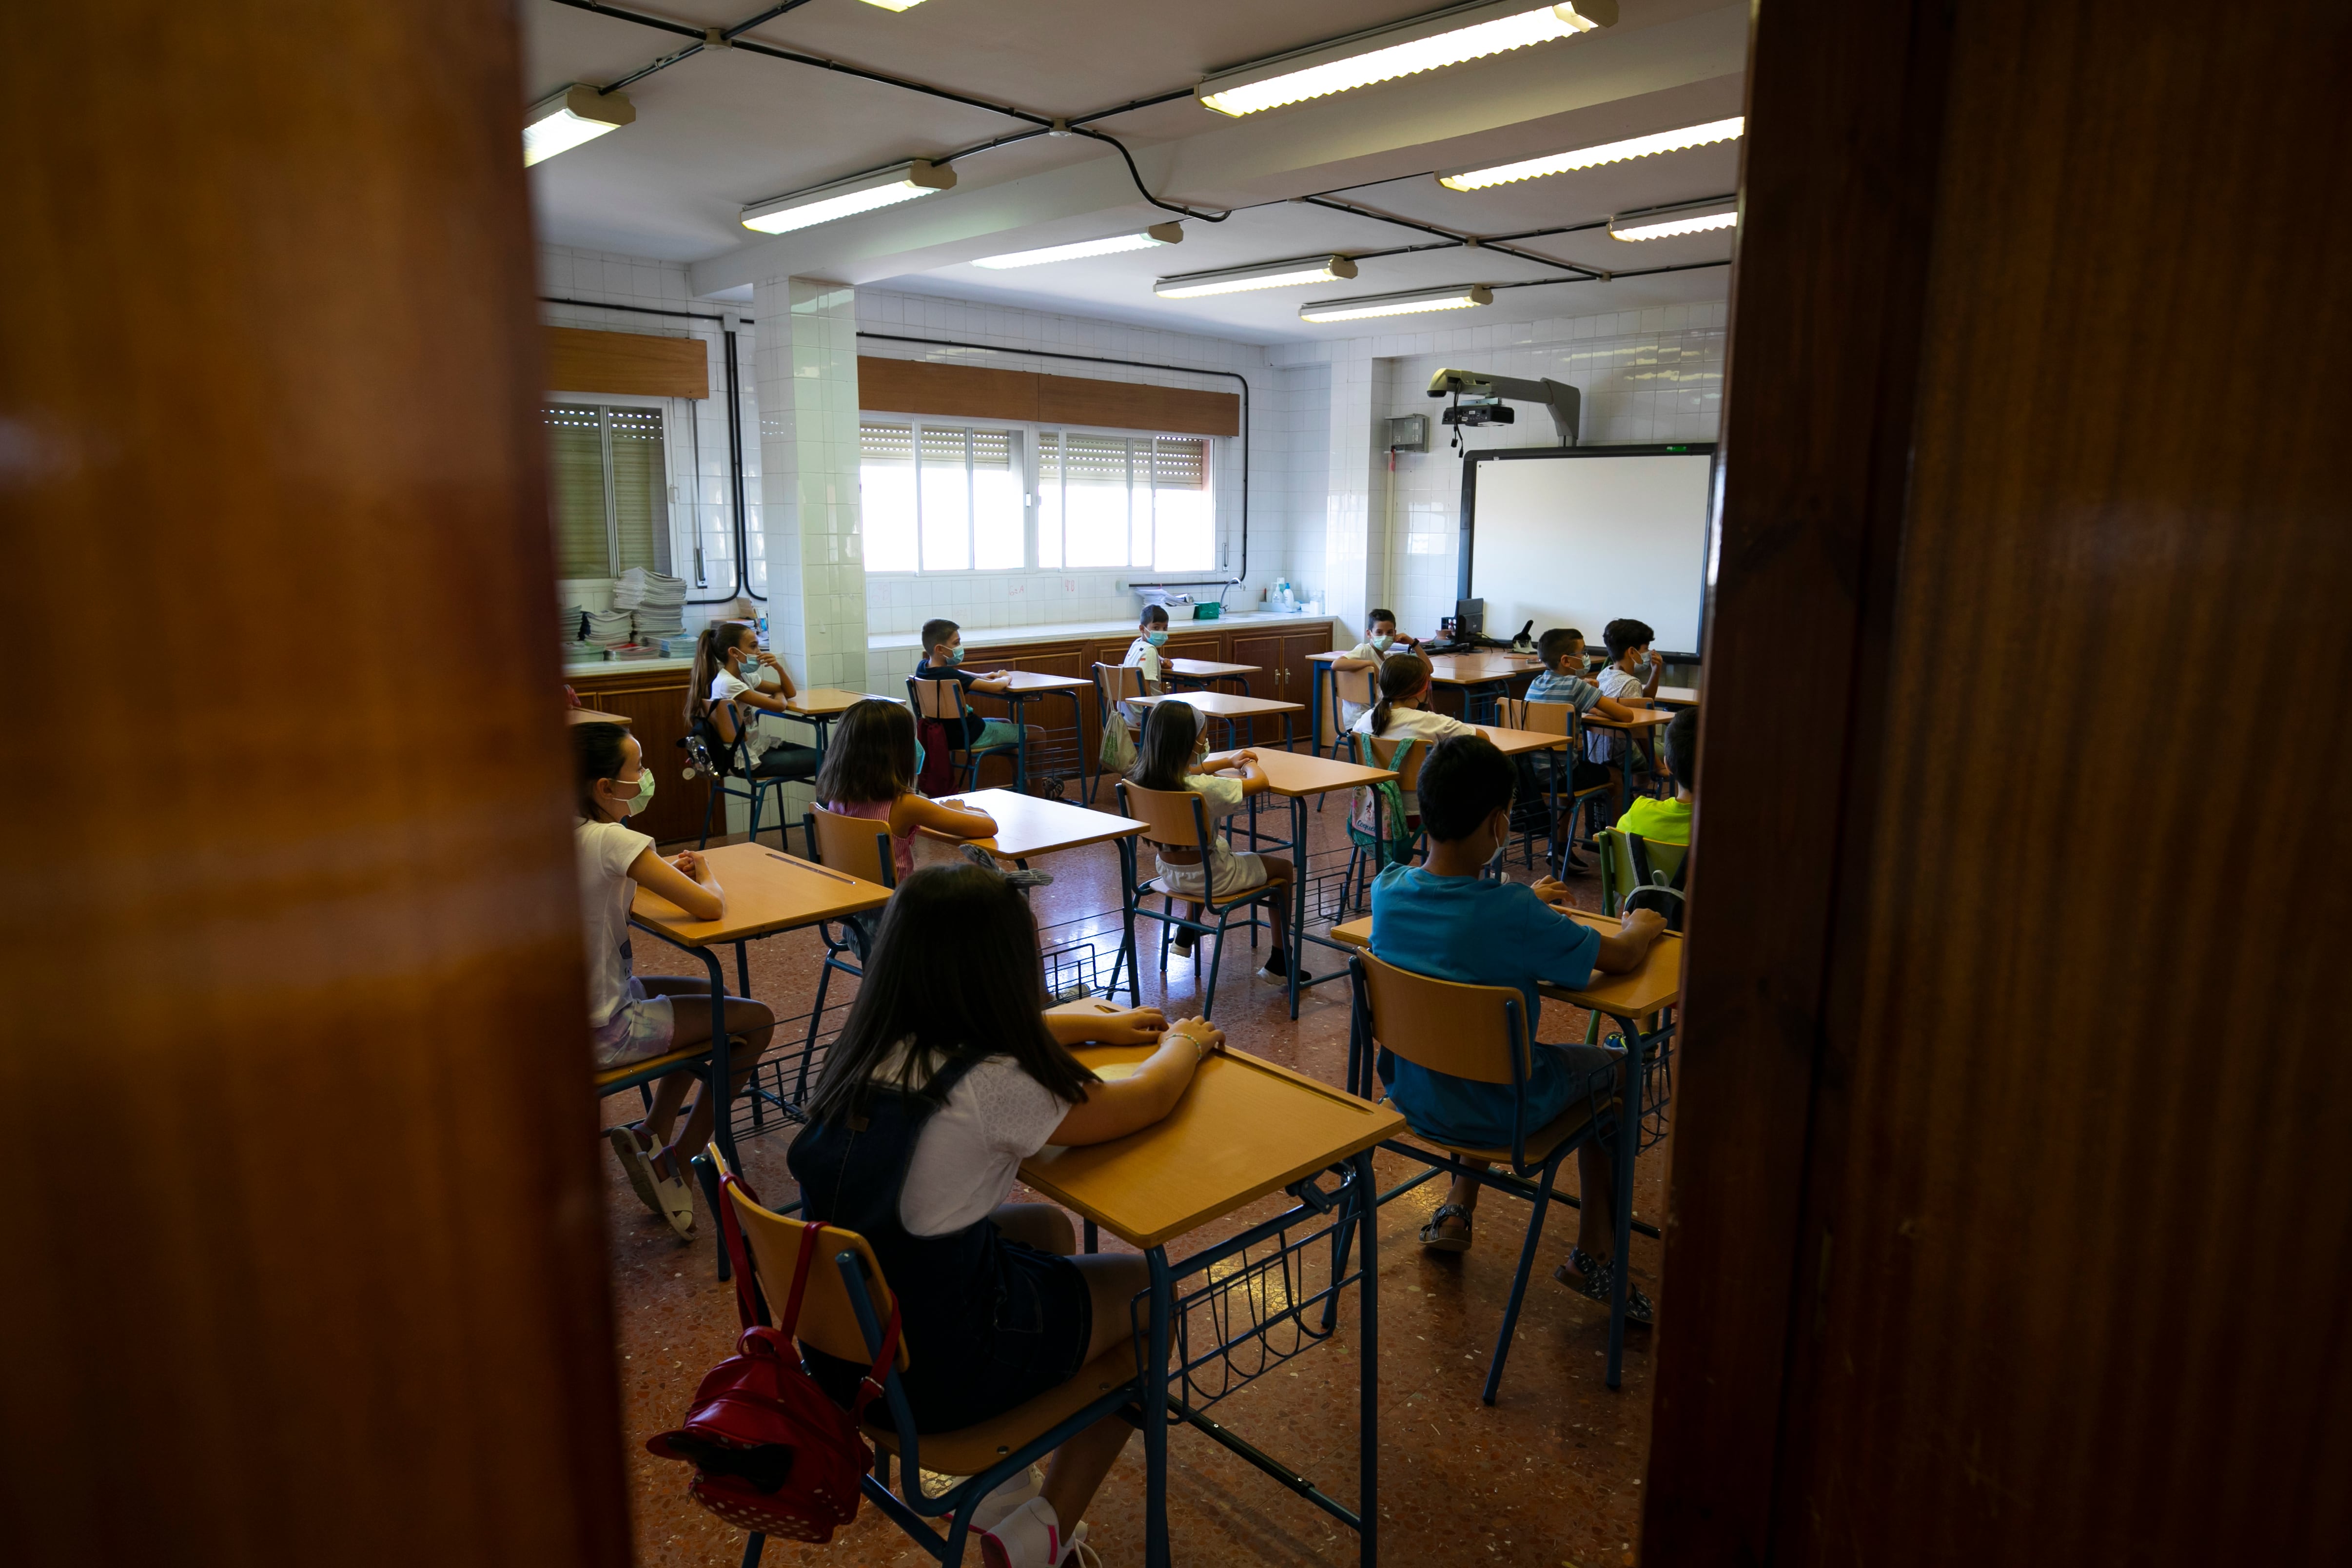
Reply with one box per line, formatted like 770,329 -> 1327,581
615,568 -> 688,639
561,639 -> 603,665
583,608 -> 634,650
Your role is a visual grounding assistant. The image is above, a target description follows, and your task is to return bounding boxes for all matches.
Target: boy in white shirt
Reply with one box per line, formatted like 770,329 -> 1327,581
1120,606 -> 1172,721
1586,617 -> 1665,780
1331,608 -> 1420,731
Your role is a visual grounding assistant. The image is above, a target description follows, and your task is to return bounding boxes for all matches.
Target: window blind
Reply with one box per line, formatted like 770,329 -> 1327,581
544,403 -> 672,580
547,405 -> 611,580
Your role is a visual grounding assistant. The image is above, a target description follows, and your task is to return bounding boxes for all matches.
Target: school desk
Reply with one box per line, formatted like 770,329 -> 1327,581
1244,747 -> 1399,1019
629,842 -> 891,1268
1465,722 -> 1570,758
975,670 -> 1095,800
567,706 -> 631,726
1022,1042 -> 1406,1568
1425,651 -> 1542,724
1128,687 -> 1305,753
1326,909 -> 1682,1388
1581,706 -> 1676,816
1164,656 -> 1259,698
1654,685 -> 1700,706
776,687 -> 894,758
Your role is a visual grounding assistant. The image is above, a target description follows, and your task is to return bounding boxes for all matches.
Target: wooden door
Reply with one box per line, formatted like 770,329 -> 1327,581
4,4 -> 632,1564
1646,1 -> 2352,1563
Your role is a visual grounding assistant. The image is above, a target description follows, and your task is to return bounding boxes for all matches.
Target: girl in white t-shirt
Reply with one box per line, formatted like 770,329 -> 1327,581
1125,699 -> 1295,978
1350,650 -> 1472,827
574,721 -> 775,1240
688,622 -> 800,764
788,863 -> 1217,1568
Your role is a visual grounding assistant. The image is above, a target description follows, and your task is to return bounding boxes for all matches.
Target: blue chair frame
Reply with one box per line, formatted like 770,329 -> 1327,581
907,678 -> 1021,794
692,705 -> 819,855
1116,779 -> 1283,1020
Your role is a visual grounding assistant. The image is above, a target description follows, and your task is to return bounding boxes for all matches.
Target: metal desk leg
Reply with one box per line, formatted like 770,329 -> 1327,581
698,948 -> 735,1279
1066,687 -> 1089,805
1144,1247 -> 1175,1568
1356,1146 -> 1379,1568
1011,693 -> 1031,796
1117,837 -> 1141,1007
1309,663 -> 1326,759
1287,794 -> 1307,1019
1606,1009 -> 1644,1390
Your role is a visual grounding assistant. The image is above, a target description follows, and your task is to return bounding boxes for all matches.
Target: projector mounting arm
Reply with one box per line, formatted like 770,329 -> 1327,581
1426,368 -> 1581,447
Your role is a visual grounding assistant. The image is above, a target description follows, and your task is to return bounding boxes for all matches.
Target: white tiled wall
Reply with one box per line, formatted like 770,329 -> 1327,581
1271,302 -> 1729,641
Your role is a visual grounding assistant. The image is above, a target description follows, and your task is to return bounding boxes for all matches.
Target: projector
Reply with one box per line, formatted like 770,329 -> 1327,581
1441,402 -> 1514,428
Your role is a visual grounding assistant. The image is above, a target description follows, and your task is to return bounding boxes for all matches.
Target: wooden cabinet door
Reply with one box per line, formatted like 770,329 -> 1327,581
568,671 -> 710,846
1226,632 -> 1286,746
970,641 -> 1091,791
1282,628 -> 1336,749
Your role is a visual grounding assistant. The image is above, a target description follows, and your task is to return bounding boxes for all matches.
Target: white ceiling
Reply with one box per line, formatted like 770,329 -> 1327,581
523,0 -> 1748,342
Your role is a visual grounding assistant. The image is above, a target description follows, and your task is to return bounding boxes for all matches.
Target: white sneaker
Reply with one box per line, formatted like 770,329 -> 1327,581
969,1465 -> 1043,1534
980,1496 -> 1072,1568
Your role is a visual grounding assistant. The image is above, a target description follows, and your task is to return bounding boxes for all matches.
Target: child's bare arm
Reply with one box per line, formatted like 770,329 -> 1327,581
1051,1019 -> 1224,1145
629,846 -> 724,922
1592,908 -> 1667,973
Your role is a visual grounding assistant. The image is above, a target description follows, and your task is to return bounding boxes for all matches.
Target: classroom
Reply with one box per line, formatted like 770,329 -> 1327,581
13,5 -> 2345,1568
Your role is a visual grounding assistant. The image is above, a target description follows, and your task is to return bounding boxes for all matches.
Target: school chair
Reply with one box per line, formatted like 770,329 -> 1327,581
795,806 -> 898,1104
1336,733 -> 1425,913
1324,666 -> 1377,764
1596,827 -> 1689,920
709,1146 -> 1142,1568
1503,697 -> 1616,876
1092,662 -> 1146,800
1117,778 -> 1284,1020
1347,948 -> 1633,1405
907,678 -> 1022,795
686,708 -> 820,856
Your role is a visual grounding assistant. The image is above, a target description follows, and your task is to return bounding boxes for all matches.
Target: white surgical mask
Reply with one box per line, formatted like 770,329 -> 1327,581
614,770 -> 655,817
1369,633 -> 1393,652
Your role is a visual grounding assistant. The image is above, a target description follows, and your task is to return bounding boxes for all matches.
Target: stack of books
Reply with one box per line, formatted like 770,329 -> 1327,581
583,608 -> 634,651
615,568 -> 688,641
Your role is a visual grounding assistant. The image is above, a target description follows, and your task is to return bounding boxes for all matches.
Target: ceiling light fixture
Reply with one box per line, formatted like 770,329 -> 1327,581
1608,197 -> 1739,241
859,0 -> 929,9
973,223 -> 1185,270
1196,1 -> 1617,118
740,160 -> 957,235
1439,115 -> 1744,191
1299,284 -> 1494,324
523,85 -> 635,167
1156,255 -> 1359,299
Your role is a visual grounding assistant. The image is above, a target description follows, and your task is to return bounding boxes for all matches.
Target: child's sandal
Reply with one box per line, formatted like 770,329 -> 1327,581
1418,1203 -> 1473,1254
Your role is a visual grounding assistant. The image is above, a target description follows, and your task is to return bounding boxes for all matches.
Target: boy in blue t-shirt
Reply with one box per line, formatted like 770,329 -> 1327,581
1369,732 -> 1669,1321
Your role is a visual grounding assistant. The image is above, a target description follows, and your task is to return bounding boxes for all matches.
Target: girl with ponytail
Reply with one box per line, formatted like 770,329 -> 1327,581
1349,651 -> 1470,823
686,621 -> 799,756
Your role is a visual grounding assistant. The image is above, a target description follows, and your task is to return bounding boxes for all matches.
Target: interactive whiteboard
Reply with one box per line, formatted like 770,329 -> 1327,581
1459,446 -> 1714,660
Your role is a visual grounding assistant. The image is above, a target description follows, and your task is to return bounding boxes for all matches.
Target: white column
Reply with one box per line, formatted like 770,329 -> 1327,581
751,275 -> 868,695
1322,347 -> 1390,629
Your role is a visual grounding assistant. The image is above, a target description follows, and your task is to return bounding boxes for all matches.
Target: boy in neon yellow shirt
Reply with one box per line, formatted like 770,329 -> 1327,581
1616,706 -> 1696,843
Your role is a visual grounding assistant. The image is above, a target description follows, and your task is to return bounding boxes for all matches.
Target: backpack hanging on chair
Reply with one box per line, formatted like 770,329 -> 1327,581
645,1171 -> 900,1544
1619,832 -> 1688,933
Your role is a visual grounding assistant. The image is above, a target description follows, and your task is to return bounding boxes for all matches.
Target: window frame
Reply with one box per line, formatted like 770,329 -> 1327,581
857,408 -> 1218,578
546,389 -> 686,587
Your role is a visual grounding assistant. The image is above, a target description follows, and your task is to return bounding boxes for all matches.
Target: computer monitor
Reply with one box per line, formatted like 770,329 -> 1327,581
1454,598 -> 1485,640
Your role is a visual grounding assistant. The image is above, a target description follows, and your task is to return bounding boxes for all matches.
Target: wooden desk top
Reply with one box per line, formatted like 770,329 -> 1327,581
1583,706 -> 1676,731
1247,748 -> 1396,798
630,841 -> 890,947
1167,658 -> 1260,678
568,707 -> 630,726
1020,1045 -> 1406,1251
932,788 -> 1146,859
1328,909 -> 1684,1019
1129,689 -> 1304,719
1654,686 -> 1700,706
1468,723 -> 1569,757
1427,655 -> 1540,685
785,688 -> 893,718
997,670 -> 1095,693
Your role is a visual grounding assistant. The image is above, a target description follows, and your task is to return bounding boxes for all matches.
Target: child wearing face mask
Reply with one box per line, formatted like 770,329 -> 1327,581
574,721 -> 777,1241
1331,608 -> 1420,731
1123,699 -> 1294,980
689,622 -> 806,771
1368,732 -> 1668,1320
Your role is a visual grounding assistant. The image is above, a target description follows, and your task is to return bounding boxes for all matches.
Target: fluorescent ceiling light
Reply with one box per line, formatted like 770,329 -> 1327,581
973,223 -> 1184,270
523,85 -> 634,167
859,0 -> 929,9
740,161 -> 956,235
1155,255 -> 1358,299
1196,1 -> 1616,118
1609,198 -> 1739,241
1440,115 -> 1744,191
1300,285 -> 1494,324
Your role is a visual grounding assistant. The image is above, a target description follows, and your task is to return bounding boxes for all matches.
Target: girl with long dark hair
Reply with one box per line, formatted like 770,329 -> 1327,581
788,864 -> 1212,1568
1124,699 -> 1294,974
811,698 -> 998,882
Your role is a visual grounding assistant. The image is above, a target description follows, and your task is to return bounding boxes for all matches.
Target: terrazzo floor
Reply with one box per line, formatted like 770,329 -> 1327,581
606,771 -> 1669,1568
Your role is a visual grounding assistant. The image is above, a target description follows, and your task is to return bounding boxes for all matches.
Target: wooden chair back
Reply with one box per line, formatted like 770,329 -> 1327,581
1503,698 -> 1575,739
806,804 -> 897,889
1355,948 -> 1532,1086
1354,732 -> 1428,793
1332,666 -> 1377,710
1096,662 -> 1145,706
1115,778 -> 1213,852
907,678 -> 970,725
711,1145 -> 910,1371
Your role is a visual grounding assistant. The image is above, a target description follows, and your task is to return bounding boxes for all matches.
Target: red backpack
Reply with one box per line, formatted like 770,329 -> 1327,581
645,1173 -> 901,1544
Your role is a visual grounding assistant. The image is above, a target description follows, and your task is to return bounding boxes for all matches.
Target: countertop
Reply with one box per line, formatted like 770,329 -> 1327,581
867,608 -> 1341,653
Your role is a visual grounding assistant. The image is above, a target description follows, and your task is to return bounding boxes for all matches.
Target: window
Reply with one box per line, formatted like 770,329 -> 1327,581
1038,431 -> 1212,574
861,421 -> 1024,573
860,417 -> 1216,575
546,403 -> 672,579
